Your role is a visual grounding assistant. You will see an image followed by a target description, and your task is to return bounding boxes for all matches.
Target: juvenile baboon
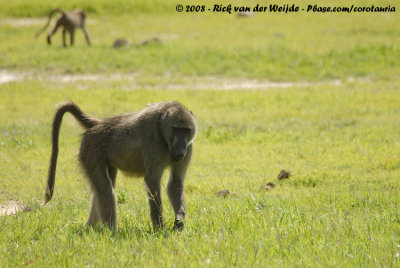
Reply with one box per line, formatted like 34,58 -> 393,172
44,101 -> 197,231
36,8 -> 91,47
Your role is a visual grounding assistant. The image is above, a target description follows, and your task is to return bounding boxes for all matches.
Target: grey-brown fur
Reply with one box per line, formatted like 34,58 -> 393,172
45,101 -> 197,230
36,8 -> 91,47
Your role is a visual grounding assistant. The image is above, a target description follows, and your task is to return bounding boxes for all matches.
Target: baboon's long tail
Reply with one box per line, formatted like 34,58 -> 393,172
45,101 -> 100,204
35,8 -> 65,38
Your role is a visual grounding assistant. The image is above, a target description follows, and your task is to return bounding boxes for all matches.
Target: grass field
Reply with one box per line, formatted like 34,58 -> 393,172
1,0 -> 399,266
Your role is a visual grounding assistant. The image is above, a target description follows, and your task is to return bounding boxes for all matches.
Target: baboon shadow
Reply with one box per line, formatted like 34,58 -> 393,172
72,223 -> 176,240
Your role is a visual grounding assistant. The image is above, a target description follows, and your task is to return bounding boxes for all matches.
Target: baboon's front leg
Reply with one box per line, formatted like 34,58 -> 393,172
70,29 -> 75,46
168,145 -> 192,230
145,173 -> 163,229
62,29 -> 67,47
167,176 -> 185,230
82,26 -> 91,45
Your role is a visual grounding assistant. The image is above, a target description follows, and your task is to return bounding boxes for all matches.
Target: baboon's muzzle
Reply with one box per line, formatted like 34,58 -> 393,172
171,140 -> 187,161
171,149 -> 186,161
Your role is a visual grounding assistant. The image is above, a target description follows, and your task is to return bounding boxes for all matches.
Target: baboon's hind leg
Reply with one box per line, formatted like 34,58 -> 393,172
81,157 -> 118,229
86,165 -> 115,227
108,165 -> 117,188
87,193 -> 100,226
47,22 -> 61,45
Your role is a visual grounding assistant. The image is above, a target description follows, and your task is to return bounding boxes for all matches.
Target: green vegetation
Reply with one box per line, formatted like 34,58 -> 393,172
0,0 -> 399,266
1,0 -> 399,81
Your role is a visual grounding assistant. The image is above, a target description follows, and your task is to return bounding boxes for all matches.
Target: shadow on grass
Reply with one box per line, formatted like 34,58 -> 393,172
69,221 -> 180,240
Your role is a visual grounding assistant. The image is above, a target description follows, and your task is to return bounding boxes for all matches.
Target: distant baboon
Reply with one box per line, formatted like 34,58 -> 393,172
44,101 -> 197,231
36,8 -> 91,47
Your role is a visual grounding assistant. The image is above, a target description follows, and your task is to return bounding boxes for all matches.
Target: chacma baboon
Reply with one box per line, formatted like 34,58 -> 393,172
44,101 -> 197,231
35,8 -> 91,47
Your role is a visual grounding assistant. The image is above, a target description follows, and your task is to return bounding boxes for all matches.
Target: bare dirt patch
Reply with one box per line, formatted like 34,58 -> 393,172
161,77 -> 341,90
0,70 -> 370,90
0,201 -> 25,216
0,70 -> 25,84
0,18 -> 43,26
0,18 -> 97,26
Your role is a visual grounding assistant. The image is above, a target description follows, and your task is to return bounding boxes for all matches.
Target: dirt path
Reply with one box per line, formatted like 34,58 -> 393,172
0,70 -> 350,90
0,18 -> 97,26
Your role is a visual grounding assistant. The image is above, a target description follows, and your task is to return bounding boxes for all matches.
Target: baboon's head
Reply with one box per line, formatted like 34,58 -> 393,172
74,9 -> 86,19
160,102 -> 197,161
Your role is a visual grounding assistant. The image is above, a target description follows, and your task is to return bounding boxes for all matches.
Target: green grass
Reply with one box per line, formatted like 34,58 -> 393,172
1,0 -> 399,81
0,0 -> 176,17
1,81 -> 399,266
1,0 -> 400,266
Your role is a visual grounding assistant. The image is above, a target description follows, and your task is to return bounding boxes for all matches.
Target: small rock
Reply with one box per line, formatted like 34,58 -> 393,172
113,39 -> 129,49
218,189 -> 230,197
237,11 -> 254,17
136,37 -> 162,47
266,182 -> 276,187
265,182 -> 276,191
273,32 -> 285,38
278,169 -> 291,180
0,201 -> 25,216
